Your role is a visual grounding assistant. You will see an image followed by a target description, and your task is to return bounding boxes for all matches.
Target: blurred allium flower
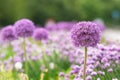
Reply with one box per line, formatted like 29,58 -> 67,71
93,19 -> 106,31
45,19 -> 57,31
59,72 -> 65,77
1,25 -> 17,41
33,28 -> 48,41
71,21 -> 101,47
86,76 -> 92,80
56,21 -> 76,30
14,19 -> 35,38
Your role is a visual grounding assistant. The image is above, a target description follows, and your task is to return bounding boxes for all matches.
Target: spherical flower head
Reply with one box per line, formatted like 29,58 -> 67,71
14,18 -> 35,38
33,28 -> 48,41
71,21 -> 101,47
1,25 -> 17,41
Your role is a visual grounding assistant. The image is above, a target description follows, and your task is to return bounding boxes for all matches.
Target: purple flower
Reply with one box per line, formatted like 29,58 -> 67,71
1,25 -> 17,41
14,18 -> 35,38
59,72 -> 65,77
33,28 -> 48,41
91,71 -> 97,76
108,68 -> 113,73
71,21 -> 101,47
93,19 -> 106,31
45,20 -> 57,31
86,76 -> 92,80
56,21 -> 76,30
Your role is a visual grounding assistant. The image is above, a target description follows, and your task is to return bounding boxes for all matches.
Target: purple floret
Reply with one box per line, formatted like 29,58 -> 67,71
14,18 -> 35,38
71,21 -> 101,47
33,28 -> 48,41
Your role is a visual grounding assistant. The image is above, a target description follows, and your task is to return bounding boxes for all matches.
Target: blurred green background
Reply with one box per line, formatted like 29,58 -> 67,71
0,0 -> 120,26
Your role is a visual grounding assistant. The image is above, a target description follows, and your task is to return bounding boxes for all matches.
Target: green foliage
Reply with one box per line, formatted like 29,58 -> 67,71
0,65 -> 19,80
0,0 -> 120,26
25,51 -> 71,80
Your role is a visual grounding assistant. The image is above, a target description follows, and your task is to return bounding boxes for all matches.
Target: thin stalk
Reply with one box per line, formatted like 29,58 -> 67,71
23,38 -> 28,74
38,41 -> 47,67
83,47 -> 87,80
9,42 -> 14,66
9,42 -> 18,80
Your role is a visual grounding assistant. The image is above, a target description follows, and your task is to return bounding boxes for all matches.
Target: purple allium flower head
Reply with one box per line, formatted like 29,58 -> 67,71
71,21 -> 101,47
33,28 -> 48,41
14,18 -> 35,38
1,25 -> 17,41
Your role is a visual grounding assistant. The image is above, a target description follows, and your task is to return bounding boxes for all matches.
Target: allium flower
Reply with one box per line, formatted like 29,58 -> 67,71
71,21 -> 101,47
45,20 -> 57,31
56,21 -> 76,30
86,76 -> 92,80
91,71 -> 97,76
1,25 -> 17,41
14,19 -> 35,38
59,72 -> 65,77
33,28 -> 48,41
93,19 -> 106,31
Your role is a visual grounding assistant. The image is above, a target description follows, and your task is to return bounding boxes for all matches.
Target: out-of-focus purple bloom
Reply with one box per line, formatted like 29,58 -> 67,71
45,20 -> 57,31
86,76 -> 92,80
91,71 -> 97,76
98,71 -> 105,75
59,72 -> 65,77
14,18 -> 35,38
71,21 -> 101,47
101,57 -> 108,63
45,21 -> 76,31
108,68 -> 113,73
33,28 -> 48,41
93,19 -> 106,31
1,25 -> 17,41
14,56 -> 22,63
56,21 -> 76,31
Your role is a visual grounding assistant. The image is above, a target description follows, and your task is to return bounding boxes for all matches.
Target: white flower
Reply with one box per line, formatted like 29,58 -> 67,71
49,62 -> 55,69
112,78 -> 118,80
97,78 -> 100,80
15,62 -> 22,70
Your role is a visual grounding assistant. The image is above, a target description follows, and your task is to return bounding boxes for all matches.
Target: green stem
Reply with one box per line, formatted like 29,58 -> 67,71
9,42 -> 18,80
83,47 -> 87,80
9,42 -> 14,66
38,41 -> 47,67
23,38 -> 28,74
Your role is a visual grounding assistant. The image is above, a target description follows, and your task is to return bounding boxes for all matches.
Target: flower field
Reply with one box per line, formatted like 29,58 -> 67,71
0,19 -> 120,80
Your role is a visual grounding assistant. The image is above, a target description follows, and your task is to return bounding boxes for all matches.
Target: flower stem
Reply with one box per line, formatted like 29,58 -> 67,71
23,38 -> 28,74
83,47 -> 87,80
9,42 -> 14,66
